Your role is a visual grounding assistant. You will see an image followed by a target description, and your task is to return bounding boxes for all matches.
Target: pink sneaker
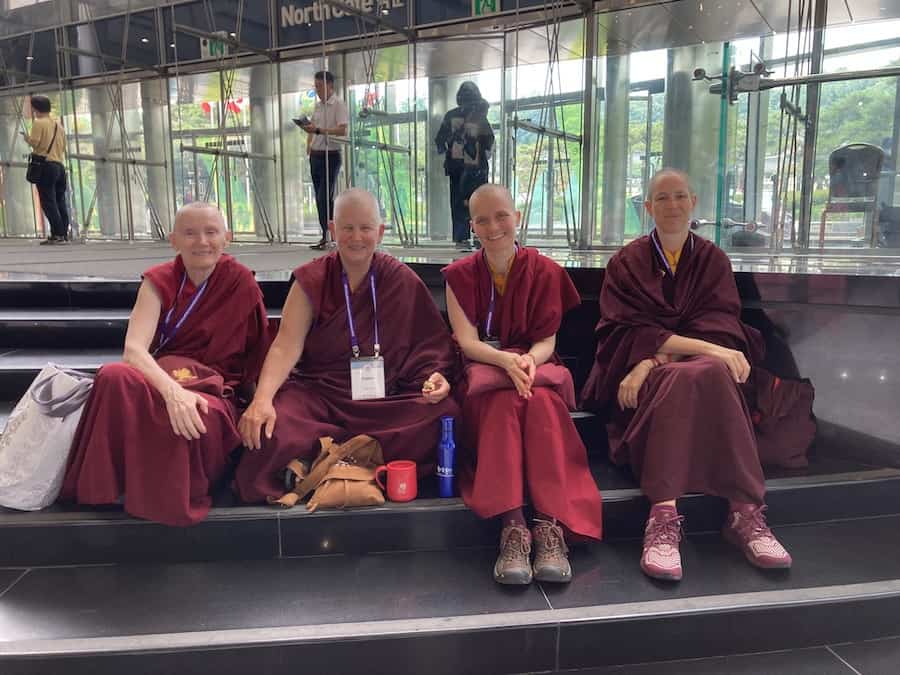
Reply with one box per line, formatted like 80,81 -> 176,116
722,504 -> 793,569
640,507 -> 684,581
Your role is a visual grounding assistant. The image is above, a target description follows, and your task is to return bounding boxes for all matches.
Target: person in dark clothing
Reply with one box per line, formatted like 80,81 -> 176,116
23,95 -> 69,245
435,82 -> 494,249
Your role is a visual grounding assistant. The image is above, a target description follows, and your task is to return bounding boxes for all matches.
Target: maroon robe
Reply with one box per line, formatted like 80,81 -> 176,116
443,247 -> 603,541
582,233 -> 773,505
234,252 -> 459,503
60,254 -> 269,526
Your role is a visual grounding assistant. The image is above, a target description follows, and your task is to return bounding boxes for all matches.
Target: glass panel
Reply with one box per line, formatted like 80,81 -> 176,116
279,58 -> 341,242
64,85 -> 130,239
812,75 -> 899,249
347,44 -> 416,246
0,94 -> 40,237
170,65 -> 278,241
416,34 -> 505,247
506,17 -> 585,247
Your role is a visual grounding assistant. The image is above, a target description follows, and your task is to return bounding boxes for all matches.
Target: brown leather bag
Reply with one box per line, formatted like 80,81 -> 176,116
268,435 -> 385,511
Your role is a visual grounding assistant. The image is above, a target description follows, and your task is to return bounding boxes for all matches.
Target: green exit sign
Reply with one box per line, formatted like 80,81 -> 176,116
472,0 -> 499,16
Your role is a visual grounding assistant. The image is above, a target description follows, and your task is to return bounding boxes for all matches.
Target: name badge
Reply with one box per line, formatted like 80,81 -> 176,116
483,338 -> 501,349
350,357 -> 386,400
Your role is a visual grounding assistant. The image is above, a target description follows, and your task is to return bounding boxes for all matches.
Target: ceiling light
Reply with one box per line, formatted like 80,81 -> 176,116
229,32 -> 236,38
26,55 -> 34,60
140,37 -> 149,43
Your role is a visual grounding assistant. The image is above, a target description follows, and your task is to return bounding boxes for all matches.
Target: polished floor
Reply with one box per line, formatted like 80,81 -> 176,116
552,638 -> 900,674
0,515 -> 897,640
2,238 -> 900,280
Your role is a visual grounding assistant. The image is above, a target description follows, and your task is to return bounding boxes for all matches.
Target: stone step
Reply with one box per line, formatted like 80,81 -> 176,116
2,514 -> 900,674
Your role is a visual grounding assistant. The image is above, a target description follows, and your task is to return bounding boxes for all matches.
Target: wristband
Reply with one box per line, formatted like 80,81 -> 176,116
315,127 -> 321,135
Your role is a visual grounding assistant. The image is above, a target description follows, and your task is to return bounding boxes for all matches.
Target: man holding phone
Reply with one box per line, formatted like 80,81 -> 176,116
295,71 -> 348,250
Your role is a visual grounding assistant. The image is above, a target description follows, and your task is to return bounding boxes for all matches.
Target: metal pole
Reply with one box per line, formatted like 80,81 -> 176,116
411,40 -> 419,245
578,7 -> 597,248
798,0 -> 828,249
888,77 -> 900,208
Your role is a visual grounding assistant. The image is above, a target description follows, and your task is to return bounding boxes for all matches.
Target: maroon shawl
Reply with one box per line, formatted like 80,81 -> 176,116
143,254 -> 269,390
443,247 -> 580,407
442,246 -> 580,352
292,251 -> 457,395
581,234 -> 764,413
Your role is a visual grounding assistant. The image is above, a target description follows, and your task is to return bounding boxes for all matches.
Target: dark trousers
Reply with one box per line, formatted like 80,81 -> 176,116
310,151 -> 341,239
448,167 -> 488,243
36,161 -> 70,239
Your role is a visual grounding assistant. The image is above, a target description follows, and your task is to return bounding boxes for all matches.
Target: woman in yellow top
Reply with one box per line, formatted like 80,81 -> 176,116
23,95 -> 69,244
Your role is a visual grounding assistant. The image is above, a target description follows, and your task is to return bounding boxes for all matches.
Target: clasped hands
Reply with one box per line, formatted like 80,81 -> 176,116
501,351 -> 536,399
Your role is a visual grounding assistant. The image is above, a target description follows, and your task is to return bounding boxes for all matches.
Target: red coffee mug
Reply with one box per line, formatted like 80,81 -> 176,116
375,460 -> 418,502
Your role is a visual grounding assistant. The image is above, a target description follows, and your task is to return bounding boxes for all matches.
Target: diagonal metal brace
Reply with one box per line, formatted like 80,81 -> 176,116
320,0 -> 415,41
173,23 -> 274,60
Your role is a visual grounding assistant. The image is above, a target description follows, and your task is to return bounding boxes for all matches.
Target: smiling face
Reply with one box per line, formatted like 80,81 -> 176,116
329,189 -> 385,270
169,204 -> 230,275
469,185 -> 520,255
644,170 -> 697,236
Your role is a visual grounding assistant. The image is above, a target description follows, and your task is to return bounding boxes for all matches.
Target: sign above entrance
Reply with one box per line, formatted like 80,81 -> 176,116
472,0 -> 499,17
278,0 -> 406,47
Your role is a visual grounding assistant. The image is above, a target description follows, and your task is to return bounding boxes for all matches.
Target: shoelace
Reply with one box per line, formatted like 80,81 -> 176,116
645,514 -> 684,547
500,526 -> 530,560
735,505 -> 773,540
533,521 -> 568,556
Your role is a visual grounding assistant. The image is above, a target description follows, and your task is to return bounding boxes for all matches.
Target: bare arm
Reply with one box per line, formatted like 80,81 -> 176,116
123,281 -> 182,394
658,334 -> 750,383
24,123 -> 41,149
123,280 -> 210,439
526,334 -> 555,367
239,281 -> 314,449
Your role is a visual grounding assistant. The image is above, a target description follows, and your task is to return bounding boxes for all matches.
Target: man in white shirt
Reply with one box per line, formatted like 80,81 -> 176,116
299,71 -> 349,250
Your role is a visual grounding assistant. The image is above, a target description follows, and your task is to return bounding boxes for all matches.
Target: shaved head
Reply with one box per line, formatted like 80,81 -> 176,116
469,183 -> 515,217
174,202 -> 228,233
333,188 -> 381,226
646,169 -> 693,200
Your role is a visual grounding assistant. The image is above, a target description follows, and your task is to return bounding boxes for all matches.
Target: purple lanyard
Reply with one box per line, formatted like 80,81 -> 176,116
483,245 -> 517,339
155,273 -> 208,354
342,270 -> 380,359
651,229 -> 693,277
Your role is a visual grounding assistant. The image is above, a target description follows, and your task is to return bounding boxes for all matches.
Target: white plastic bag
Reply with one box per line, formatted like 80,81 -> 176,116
0,364 -> 94,510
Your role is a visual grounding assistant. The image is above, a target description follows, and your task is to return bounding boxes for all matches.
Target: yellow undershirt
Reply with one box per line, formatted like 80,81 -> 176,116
664,247 -> 682,275
488,255 -> 516,296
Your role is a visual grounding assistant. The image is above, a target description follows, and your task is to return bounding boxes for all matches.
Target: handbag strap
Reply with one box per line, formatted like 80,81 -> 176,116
293,437 -> 345,501
30,367 -> 95,418
34,122 -> 59,159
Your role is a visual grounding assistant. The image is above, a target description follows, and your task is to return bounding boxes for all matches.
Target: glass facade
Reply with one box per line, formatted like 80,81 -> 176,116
1,0 -> 899,259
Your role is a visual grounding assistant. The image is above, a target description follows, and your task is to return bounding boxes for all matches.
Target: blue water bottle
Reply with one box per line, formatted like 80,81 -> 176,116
437,416 -> 456,498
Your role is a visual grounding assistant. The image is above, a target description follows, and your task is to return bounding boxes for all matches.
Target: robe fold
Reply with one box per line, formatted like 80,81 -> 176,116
60,254 -> 269,526
443,247 -> 603,540
581,233 -> 814,505
234,252 -> 460,503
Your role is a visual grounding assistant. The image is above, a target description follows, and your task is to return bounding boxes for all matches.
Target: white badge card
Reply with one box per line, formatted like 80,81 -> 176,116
350,357 -> 386,400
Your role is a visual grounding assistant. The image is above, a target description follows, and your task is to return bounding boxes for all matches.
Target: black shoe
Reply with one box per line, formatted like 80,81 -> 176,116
309,238 -> 328,250
39,235 -> 66,245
